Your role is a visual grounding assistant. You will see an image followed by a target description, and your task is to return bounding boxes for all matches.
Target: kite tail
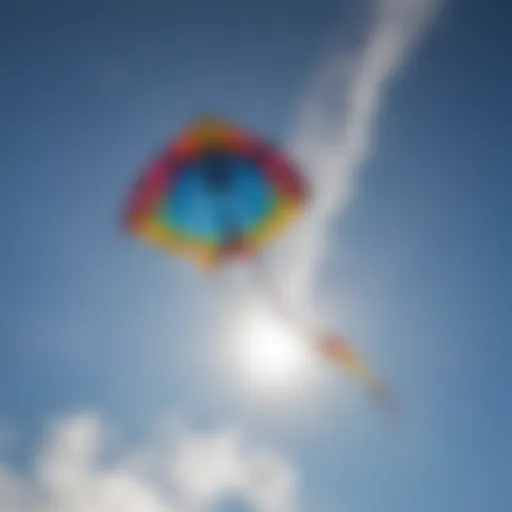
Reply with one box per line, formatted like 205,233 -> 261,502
317,334 -> 394,406
318,335 -> 376,380
250,258 -> 394,407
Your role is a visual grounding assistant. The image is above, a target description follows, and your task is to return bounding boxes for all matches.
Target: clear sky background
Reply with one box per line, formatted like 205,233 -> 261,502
1,1 -> 510,511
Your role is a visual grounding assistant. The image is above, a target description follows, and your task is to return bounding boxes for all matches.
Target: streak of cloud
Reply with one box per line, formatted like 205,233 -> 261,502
279,0 -> 442,310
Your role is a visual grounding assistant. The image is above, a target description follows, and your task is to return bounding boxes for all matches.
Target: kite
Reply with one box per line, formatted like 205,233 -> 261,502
124,116 -> 307,269
123,116 -> 392,408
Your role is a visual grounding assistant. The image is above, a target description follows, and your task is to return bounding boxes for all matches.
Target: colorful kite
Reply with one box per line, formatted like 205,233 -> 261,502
124,116 -> 307,269
123,116 -> 392,408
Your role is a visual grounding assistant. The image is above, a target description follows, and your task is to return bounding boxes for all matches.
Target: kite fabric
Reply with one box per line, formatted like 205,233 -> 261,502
123,115 -> 392,407
124,116 -> 308,269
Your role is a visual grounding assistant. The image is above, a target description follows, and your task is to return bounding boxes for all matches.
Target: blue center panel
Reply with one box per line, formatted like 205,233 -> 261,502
160,155 -> 276,241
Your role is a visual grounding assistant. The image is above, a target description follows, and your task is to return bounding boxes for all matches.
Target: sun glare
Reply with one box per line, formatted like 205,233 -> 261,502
227,301 -> 315,396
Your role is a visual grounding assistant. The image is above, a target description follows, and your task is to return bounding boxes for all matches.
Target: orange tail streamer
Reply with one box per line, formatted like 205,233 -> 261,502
318,334 -> 394,405
250,258 -> 395,409
318,335 -> 376,380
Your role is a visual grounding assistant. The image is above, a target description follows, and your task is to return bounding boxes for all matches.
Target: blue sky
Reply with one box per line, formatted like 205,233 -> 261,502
0,1 -> 510,511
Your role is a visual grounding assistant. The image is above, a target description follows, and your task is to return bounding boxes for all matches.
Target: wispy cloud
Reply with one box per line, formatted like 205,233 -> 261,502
279,0 -> 441,309
0,412 -> 297,512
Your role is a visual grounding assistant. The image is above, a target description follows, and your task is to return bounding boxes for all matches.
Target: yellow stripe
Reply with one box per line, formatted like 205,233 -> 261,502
188,117 -> 232,148
330,349 -> 376,382
171,117 -> 241,161
132,216 -> 218,269
246,196 -> 305,250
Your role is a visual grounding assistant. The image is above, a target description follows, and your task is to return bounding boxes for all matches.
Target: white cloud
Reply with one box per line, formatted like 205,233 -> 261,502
0,412 -> 298,512
275,0 -> 441,312
0,467 -> 31,512
171,428 -> 297,512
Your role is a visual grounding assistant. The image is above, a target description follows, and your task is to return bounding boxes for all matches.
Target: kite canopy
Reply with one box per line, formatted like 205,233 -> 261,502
124,116 -> 308,268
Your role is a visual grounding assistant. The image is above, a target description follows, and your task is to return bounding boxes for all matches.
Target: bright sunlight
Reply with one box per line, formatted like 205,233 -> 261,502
225,298 -> 317,397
